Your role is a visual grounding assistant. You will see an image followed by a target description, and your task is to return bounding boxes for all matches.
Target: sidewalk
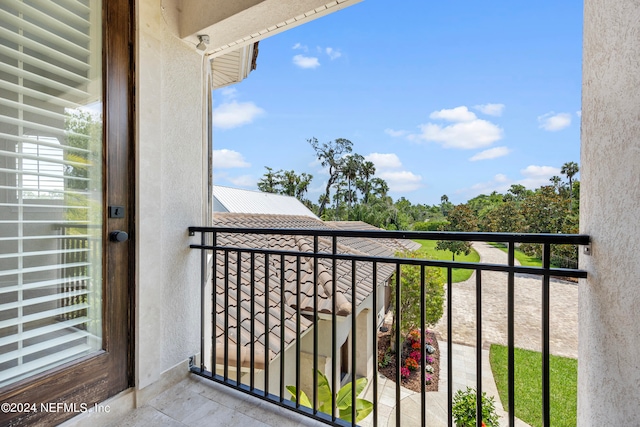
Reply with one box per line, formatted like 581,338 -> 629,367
360,341 -> 530,427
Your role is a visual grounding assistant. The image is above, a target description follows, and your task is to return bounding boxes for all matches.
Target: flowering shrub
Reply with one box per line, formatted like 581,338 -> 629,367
408,329 -> 421,343
400,367 -> 410,380
426,355 -> 434,365
405,357 -> 419,371
425,375 -> 432,384
411,341 -> 421,350
409,351 -> 421,361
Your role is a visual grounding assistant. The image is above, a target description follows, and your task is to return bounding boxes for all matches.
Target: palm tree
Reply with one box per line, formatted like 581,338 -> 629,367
358,160 -> 376,203
371,177 -> 389,198
341,154 -> 363,220
561,161 -> 580,201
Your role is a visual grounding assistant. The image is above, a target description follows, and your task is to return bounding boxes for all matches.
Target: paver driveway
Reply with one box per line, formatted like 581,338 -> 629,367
432,242 -> 579,359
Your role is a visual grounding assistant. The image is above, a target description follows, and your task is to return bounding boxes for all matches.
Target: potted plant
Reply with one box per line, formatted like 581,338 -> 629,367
452,387 -> 499,427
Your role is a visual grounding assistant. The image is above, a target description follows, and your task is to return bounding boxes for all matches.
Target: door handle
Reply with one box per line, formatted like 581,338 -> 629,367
109,230 -> 129,242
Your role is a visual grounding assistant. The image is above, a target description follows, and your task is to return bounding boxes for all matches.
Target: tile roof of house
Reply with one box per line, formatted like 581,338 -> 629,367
327,220 -> 422,253
210,214 -> 419,368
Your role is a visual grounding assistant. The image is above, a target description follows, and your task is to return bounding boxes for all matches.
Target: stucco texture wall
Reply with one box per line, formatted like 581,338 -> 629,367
136,0 -> 205,389
580,1 -> 640,424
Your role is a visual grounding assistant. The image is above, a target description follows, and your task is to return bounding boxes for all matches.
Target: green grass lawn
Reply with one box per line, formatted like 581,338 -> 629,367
489,344 -> 577,427
413,239 -> 479,283
489,243 -> 543,267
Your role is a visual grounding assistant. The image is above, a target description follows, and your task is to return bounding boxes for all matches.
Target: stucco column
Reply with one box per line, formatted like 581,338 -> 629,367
580,1 -> 640,424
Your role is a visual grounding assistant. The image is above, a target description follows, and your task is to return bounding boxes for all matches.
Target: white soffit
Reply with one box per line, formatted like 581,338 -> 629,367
164,0 -> 362,58
211,44 -> 256,89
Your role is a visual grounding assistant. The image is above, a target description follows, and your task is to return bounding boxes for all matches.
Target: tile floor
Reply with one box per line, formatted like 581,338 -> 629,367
68,342 -> 529,427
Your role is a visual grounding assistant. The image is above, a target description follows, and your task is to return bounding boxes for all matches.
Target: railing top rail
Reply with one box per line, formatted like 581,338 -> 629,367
188,242 -> 587,278
188,226 -> 590,245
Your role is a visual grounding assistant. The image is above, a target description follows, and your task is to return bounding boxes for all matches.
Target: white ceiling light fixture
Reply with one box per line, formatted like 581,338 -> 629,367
196,34 -> 210,51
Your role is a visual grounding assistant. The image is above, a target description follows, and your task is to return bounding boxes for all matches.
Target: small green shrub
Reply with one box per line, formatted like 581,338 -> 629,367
379,351 -> 392,368
452,387 -> 499,427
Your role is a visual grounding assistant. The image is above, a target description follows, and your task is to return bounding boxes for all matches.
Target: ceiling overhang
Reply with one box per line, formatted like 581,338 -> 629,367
211,43 -> 258,89
162,0 -> 362,58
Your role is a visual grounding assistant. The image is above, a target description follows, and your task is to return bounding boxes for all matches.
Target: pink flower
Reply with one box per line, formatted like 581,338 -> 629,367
400,367 -> 410,379
409,351 -> 421,361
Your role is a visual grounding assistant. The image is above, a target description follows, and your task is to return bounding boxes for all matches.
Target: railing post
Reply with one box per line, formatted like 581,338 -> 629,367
395,262 -> 401,427
508,242 -> 515,427
542,243 -> 551,427
476,270 -> 483,427
372,263 -> 378,427
200,230 -> 206,372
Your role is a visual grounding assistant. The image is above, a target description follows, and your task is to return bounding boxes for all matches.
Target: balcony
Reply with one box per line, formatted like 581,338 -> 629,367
177,222 -> 588,427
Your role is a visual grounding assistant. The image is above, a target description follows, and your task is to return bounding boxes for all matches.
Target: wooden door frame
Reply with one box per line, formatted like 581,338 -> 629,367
0,1 -> 135,425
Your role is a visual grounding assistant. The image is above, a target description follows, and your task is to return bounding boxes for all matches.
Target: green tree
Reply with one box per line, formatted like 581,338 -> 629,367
371,177 -> 389,198
520,185 -> 572,258
561,161 -> 580,208
356,160 -> 376,203
440,194 -> 454,217
436,204 -> 478,260
484,200 -> 524,233
341,154 -> 363,219
257,167 -> 313,201
257,166 -> 279,193
308,137 -> 353,217
507,184 -> 533,203
390,251 -> 445,338
561,161 -> 579,193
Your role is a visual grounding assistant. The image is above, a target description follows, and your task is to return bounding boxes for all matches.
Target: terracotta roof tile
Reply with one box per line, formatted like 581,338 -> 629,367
211,214 -> 414,368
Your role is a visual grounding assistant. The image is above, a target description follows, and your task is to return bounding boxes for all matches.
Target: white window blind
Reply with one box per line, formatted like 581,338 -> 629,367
0,0 -> 103,388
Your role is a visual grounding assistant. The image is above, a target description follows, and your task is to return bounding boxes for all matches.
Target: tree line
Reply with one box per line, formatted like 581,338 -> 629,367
257,138 -> 580,266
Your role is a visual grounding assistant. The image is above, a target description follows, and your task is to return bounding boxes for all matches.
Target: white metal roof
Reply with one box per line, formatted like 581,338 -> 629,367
212,185 -> 319,219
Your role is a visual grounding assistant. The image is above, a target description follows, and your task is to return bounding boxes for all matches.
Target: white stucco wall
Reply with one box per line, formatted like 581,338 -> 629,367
580,1 -> 640,424
136,0 -> 206,390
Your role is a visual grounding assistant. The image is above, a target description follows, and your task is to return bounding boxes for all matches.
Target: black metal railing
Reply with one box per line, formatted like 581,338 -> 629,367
188,227 -> 589,427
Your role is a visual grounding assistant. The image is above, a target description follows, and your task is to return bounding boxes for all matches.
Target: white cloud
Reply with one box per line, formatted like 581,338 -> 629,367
412,119 -> 503,149
364,152 -> 422,192
459,164 -> 562,199
538,112 -> 571,131
325,47 -> 342,60
519,165 -> 561,188
460,174 -> 512,198
384,128 -> 408,137
473,103 -> 505,116
292,43 -> 308,51
378,170 -> 422,192
409,105 -> 503,149
226,175 -> 255,187
365,153 -> 402,169
469,146 -> 511,161
293,54 -> 320,69
212,101 -> 265,129
219,87 -> 238,99
429,106 -> 477,122
212,149 -> 250,169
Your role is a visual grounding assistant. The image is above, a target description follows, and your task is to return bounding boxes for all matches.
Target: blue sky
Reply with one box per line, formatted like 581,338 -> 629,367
211,0 -> 582,206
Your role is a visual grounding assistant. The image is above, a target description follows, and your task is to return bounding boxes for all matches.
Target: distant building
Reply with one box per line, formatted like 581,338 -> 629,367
213,185 -> 318,219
